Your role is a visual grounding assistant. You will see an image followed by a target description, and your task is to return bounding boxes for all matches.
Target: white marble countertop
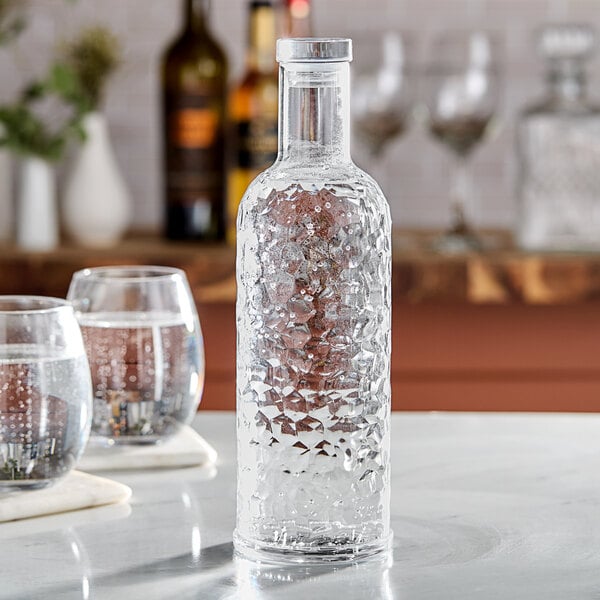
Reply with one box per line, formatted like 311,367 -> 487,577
2,411 -> 600,599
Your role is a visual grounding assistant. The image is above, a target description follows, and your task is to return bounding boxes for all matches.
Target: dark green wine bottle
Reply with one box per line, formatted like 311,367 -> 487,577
162,0 -> 228,241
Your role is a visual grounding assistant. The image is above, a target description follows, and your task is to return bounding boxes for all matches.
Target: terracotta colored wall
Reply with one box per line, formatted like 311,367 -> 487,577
199,301 -> 600,412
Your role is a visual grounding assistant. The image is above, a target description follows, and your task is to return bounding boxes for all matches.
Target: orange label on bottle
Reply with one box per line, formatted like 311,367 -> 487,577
171,109 -> 218,149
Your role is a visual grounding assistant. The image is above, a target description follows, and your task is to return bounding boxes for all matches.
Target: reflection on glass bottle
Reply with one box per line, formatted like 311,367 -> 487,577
233,554 -> 394,599
162,0 -> 228,241
227,0 -> 278,245
517,25 -> 600,251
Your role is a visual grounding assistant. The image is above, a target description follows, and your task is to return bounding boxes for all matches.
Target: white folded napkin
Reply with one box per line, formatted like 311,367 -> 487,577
0,471 -> 131,523
77,425 -> 218,472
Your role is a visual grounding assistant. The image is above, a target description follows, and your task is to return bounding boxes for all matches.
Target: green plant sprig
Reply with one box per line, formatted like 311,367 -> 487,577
0,0 -> 25,47
0,63 -> 88,161
0,24 -> 121,162
61,25 -> 122,111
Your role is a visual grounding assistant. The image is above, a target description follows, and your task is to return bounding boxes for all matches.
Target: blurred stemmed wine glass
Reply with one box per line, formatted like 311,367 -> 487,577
424,31 -> 501,252
352,32 -> 412,190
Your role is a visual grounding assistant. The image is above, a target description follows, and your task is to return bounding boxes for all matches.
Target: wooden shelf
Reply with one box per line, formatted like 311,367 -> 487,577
4,230 -> 600,305
0,236 -> 236,303
4,232 -> 600,412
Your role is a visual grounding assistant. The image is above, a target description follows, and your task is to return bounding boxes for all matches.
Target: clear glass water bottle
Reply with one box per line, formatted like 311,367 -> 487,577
235,38 -> 392,563
517,25 -> 600,251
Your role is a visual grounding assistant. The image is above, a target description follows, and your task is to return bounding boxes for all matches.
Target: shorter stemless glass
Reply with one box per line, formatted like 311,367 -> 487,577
0,296 -> 92,490
67,266 -> 205,445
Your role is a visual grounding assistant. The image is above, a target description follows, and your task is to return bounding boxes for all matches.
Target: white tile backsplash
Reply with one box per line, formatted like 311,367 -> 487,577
3,0 -> 597,231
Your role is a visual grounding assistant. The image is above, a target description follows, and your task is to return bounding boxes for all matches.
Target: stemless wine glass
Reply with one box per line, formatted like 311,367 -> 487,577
424,31 -> 501,252
352,31 -> 412,185
67,266 -> 205,445
0,296 -> 92,490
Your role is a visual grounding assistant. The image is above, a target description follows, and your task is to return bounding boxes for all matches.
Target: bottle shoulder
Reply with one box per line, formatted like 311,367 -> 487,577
239,161 -> 391,223
163,29 -> 228,71
241,161 -> 378,191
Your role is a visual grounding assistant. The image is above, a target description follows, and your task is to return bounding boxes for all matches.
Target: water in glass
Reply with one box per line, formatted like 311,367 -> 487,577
79,311 -> 202,441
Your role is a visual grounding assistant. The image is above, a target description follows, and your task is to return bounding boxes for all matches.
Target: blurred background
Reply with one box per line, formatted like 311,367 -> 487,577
1,0 -> 596,232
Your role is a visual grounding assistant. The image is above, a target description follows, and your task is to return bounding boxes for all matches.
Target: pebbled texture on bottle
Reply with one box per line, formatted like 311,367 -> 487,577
236,169 -> 392,552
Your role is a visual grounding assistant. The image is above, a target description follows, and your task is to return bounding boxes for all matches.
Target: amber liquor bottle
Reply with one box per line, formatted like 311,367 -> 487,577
162,0 -> 228,241
227,0 -> 278,244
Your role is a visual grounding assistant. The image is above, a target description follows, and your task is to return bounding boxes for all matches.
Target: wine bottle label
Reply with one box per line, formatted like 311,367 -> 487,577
164,91 -> 225,209
171,109 -> 218,149
235,119 -> 278,169
167,91 -> 222,150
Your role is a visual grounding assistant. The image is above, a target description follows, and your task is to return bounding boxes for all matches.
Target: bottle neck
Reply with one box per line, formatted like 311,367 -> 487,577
284,0 -> 312,38
278,62 -> 352,165
247,5 -> 276,74
547,59 -> 587,103
185,0 -> 209,33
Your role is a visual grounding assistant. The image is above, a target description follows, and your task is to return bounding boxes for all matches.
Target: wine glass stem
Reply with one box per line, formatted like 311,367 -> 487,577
450,155 -> 472,233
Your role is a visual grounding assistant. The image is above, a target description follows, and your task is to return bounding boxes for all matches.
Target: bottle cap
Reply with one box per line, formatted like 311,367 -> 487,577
539,24 -> 596,60
277,38 -> 352,63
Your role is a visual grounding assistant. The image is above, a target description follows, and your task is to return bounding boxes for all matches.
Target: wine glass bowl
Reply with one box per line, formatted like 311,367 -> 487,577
429,114 -> 493,158
352,32 -> 412,160
67,266 -> 205,446
424,31 -> 501,252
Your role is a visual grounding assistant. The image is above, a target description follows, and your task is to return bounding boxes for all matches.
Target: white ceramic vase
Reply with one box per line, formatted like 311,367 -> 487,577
63,112 -> 131,247
17,156 -> 58,251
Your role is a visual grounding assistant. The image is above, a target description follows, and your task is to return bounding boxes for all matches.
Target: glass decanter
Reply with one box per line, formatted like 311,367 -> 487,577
517,25 -> 600,251
235,38 -> 392,563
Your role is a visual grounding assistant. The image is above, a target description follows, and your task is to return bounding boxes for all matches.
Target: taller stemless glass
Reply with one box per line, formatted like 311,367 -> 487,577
67,266 -> 204,445
0,296 -> 92,490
